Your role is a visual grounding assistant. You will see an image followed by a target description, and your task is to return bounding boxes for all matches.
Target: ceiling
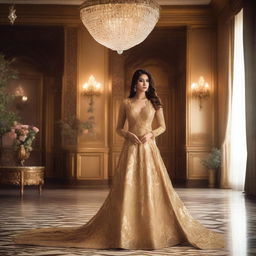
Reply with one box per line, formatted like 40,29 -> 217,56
0,0 -> 211,5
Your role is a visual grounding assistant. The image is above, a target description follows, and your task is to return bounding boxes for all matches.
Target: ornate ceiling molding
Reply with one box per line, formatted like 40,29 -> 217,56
0,4 -> 215,26
0,0 -> 211,5
159,6 -> 215,27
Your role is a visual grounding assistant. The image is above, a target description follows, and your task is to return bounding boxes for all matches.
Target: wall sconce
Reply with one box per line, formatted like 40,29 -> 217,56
191,76 -> 210,109
82,75 -> 102,110
15,95 -> 28,109
81,75 -> 103,136
82,75 -> 102,96
14,86 -> 28,109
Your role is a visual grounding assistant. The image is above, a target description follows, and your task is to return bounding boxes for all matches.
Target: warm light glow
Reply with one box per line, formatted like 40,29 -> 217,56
198,76 -> 205,86
21,96 -> 28,102
14,85 -> 28,104
191,76 -> 210,97
14,85 -> 25,97
82,75 -> 103,96
191,83 -> 197,89
191,76 -> 210,109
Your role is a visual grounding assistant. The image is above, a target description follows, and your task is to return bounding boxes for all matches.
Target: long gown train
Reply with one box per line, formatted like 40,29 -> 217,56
13,98 -> 225,249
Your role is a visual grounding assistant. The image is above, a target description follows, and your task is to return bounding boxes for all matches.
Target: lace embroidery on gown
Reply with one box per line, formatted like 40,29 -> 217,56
13,98 -> 225,250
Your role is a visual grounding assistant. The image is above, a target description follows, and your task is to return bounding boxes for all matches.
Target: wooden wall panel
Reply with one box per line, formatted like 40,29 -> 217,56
158,6 -> 215,27
67,152 -> 76,179
62,26 -> 78,146
186,28 -> 216,180
187,152 -> 209,179
0,3 -> 217,182
109,28 -> 187,181
77,26 -> 109,147
77,153 -> 104,180
0,26 -> 64,178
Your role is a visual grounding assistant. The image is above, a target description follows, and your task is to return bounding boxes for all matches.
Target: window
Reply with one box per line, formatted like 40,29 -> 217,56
229,9 -> 247,190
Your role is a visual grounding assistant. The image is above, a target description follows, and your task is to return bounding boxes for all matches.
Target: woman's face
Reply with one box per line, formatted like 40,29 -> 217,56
135,74 -> 149,93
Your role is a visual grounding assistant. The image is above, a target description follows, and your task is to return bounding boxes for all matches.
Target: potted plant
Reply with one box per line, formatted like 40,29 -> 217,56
58,115 -> 96,144
8,122 -> 39,166
0,53 -> 20,163
201,148 -> 221,188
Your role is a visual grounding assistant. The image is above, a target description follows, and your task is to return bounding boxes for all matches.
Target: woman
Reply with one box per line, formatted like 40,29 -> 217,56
13,69 -> 225,250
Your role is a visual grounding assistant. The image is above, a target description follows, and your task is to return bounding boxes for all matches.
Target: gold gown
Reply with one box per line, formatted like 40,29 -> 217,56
13,98 -> 225,250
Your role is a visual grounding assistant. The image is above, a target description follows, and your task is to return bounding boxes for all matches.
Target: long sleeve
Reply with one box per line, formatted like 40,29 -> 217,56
116,100 -> 128,138
151,107 -> 166,138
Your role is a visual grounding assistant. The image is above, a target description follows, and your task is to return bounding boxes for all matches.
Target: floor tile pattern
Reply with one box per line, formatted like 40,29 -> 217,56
0,187 -> 254,256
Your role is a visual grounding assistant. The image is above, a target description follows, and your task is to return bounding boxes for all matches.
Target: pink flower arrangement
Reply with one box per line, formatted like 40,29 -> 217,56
9,122 -> 39,152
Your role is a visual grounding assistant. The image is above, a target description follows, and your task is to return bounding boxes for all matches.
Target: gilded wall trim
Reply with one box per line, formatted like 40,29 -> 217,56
0,5 -> 215,27
158,6 -> 216,27
77,153 -> 108,180
0,4 -> 80,25
186,27 -> 216,179
0,3 -> 219,181
186,152 -> 209,179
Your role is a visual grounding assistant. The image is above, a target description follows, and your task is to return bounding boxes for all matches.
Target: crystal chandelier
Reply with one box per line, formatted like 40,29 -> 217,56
80,0 -> 160,54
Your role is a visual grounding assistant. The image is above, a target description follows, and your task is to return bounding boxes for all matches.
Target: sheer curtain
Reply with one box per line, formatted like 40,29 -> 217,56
221,9 -> 247,190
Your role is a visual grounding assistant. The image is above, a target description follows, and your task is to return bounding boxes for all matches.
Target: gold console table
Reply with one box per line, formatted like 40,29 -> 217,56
0,166 -> 44,196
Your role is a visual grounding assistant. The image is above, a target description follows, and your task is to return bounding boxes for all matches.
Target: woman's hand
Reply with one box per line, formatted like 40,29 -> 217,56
126,131 -> 142,145
140,132 -> 153,143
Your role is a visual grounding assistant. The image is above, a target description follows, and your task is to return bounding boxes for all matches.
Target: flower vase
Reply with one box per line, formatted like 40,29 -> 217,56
17,145 -> 30,166
208,168 -> 216,188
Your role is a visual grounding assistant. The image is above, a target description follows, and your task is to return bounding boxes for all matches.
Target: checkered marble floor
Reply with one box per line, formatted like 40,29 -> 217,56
0,187 -> 255,256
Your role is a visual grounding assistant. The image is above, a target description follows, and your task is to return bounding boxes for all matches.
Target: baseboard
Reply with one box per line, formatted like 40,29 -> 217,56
44,178 -> 110,189
173,179 -> 209,188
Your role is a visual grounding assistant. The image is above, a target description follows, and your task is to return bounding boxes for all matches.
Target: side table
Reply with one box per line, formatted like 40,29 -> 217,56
0,166 -> 44,196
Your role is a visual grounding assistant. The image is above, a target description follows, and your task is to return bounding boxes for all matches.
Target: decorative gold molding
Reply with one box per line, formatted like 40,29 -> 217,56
77,147 -> 109,153
0,166 -> 44,196
186,146 -> 213,151
186,28 -> 216,149
185,27 -> 216,180
186,152 -> 208,179
158,6 -> 216,27
210,0 -> 242,16
0,5 -> 216,27
0,4 -> 80,25
0,3 -> 219,182
77,153 -> 104,180
190,133 -> 212,144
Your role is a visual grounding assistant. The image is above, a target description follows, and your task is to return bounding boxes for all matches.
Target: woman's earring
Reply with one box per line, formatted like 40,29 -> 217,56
134,87 -> 136,92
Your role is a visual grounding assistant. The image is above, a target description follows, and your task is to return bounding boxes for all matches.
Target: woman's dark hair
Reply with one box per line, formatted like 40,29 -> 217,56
128,69 -> 163,110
